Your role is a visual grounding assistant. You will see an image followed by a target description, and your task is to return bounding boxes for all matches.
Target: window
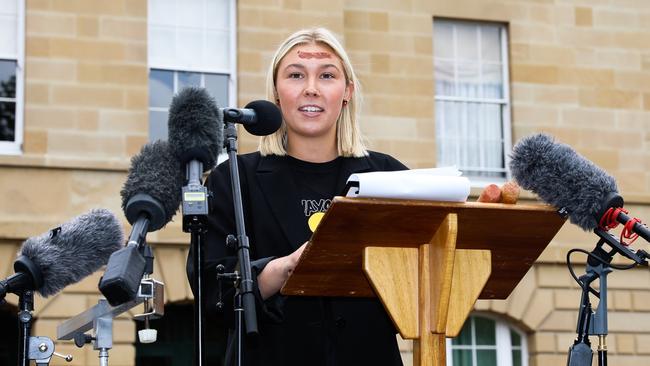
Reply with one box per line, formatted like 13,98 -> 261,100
447,315 -> 528,366
148,0 -> 236,141
433,19 -> 511,183
0,0 -> 24,155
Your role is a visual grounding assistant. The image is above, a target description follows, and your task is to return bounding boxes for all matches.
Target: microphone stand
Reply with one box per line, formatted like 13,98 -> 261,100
180,158 -> 210,366
567,228 -> 649,366
219,121 -> 258,366
18,290 -> 33,366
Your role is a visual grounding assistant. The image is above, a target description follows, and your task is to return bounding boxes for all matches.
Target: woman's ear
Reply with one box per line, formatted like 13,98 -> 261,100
344,81 -> 354,103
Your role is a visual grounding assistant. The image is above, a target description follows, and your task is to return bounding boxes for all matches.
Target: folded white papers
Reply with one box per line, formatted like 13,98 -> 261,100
345,167 -> 470,202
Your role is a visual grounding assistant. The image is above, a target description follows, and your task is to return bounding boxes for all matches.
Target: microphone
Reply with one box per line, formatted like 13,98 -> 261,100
99,140 -> 184,306
221,100 -> 283,136
0,209 -> 123,300
168,86 -> 223,170
510,133 -> 650,242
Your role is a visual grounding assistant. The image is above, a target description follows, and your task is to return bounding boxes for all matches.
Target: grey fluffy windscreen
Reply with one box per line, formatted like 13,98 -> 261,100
120,140 -> 184,226
509,133 -> 618,231
167,87 -> 223,170
18,209 -> 124,297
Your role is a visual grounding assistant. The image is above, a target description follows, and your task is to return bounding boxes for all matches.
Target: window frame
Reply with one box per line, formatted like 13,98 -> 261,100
0,0 -> 24,155
446,313 -> 528,366
433,19 -> 512,186
147,0 -> 237,141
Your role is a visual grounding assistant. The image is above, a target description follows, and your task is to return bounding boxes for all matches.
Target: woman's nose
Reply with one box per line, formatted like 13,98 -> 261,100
303,79 -> 319,97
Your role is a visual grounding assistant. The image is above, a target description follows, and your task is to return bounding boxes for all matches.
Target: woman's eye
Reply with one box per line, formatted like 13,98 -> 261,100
288,72 -> 303,79
321,72 -> 335,79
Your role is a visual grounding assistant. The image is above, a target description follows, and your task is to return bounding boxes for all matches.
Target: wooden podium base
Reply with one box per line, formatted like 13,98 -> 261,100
364,214 -> 491,365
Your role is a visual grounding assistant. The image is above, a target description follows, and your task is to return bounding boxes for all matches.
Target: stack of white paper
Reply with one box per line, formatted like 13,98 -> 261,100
345,167 -> 470,202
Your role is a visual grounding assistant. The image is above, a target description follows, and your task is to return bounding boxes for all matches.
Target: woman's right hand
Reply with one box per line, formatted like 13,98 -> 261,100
257,242 -> 307,300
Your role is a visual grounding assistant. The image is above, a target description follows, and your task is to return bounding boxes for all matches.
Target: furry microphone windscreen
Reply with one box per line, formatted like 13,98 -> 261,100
509,133 -> 618,231
168,87 -> 223,170
18,209 -> 124,297
120,140 -> 184,230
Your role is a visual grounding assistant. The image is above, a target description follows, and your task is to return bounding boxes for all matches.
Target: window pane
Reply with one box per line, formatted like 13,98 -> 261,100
149,110 -> 168,141
177,0 -> 203,28
434,60 -> 455,96
456,23 -> 478,60
476,350 -> 497,366
512,350 -> 522,366
452,319 -> 472,345
205,30 -> 230,70
204,73 -> 229,107
149,69 -> 174,108
482,63 -> 503,99
481,25 -> 501,62
177,28 -> 204,68
0,101 -> 15,141
0,15 -> 17,56
510,330 -> 521,346
434,21 -> 454,59
475,317 -> 496,345
0,60 -> 16,98
149,26 -> 176,64
207,0 -> 230,29
456,61 -> 481,98
148,0 -> 175,26
452,349 -> 472,366
178,71 -> 201,89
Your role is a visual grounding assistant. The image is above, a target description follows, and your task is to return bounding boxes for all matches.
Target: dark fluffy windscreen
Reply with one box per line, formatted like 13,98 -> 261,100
167,87 -> 223,170
121,140 -> 183,227
509,133 -> 618,231
243,100 -> 283,136
18,209 -> 124,297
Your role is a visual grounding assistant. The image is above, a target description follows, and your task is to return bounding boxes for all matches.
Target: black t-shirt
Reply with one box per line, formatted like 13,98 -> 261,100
287,155 -> 343,239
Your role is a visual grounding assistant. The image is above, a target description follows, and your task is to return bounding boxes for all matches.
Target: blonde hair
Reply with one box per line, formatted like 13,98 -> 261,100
259,28 -> 368,157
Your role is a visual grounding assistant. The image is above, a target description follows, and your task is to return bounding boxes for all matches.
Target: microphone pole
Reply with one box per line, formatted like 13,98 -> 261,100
181,157 -> 210,366
222,120 -> 258,366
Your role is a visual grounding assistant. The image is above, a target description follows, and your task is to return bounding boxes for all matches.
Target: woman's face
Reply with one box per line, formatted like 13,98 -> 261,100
275,42 -> 352,144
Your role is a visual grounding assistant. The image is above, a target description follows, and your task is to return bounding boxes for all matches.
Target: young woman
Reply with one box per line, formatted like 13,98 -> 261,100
188,28 -> 407,365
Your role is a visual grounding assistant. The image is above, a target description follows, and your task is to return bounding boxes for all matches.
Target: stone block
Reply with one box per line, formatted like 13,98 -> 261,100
575,6 -> 593,27
76,15 -> 99,37
511,64 -> 559,85
631,291 -> 650,311
615,71 -> 650,92
578,89 -> 641,110
25,82 -> 51,104
26,12 -> 76,36
26,59 -> 76,82
522,289 -> 555,329
52,85 -> 124,108
529,332 -> 556,353
616,334 -> 636,354
539,310 -> 577,332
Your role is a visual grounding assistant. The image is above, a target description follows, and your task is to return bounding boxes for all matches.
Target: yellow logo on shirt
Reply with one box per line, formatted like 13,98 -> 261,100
308,212 -> 325,232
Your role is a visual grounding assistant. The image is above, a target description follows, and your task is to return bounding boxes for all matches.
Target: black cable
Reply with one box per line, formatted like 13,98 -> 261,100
566,248 -> 637,298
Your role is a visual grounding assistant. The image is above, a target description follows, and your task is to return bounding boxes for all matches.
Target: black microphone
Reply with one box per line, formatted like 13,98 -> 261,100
99,140 -> 184,306
0,209 -> 123,300
221,100 -> 283,136
510,133 -> 650,242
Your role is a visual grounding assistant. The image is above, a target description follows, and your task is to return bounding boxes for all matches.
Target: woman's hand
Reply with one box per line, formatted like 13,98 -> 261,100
257,242 -> 308,300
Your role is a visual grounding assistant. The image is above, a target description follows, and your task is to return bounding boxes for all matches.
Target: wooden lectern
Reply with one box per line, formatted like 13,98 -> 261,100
282,197 -> 565,365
